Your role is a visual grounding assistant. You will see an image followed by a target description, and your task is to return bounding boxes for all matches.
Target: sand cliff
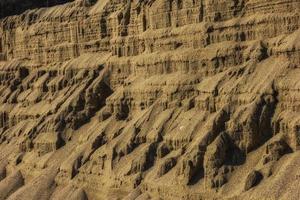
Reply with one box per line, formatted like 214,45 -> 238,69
0,0 -> 300,199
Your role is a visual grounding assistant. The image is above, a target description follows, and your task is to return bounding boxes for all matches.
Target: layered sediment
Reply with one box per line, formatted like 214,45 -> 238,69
0,0 -> 300,199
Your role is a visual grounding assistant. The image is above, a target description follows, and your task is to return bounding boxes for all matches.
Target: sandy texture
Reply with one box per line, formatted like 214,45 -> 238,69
0,0 -> 300,199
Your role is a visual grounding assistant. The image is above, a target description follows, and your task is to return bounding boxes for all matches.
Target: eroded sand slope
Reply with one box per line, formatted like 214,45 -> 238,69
0,0 -> 300,199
